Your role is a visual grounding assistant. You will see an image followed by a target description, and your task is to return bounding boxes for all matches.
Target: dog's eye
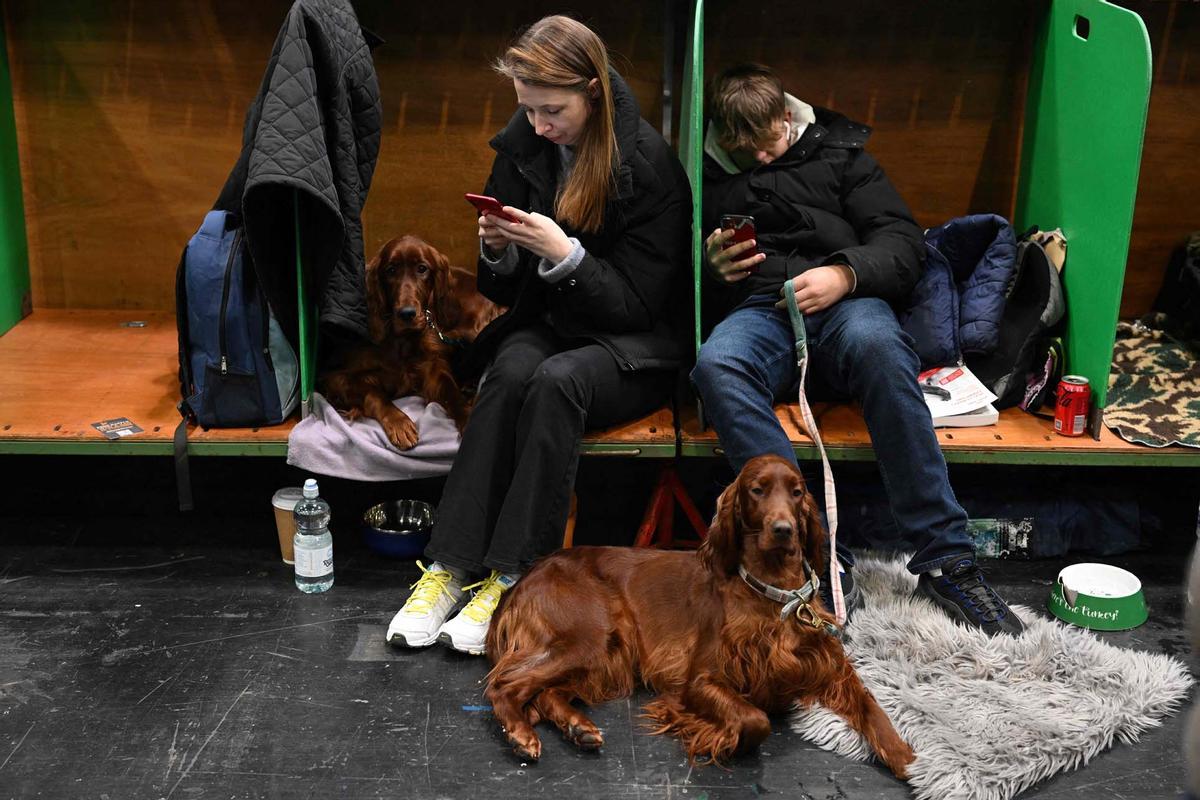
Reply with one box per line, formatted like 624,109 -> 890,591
384,264 -> 397,275
792,489 -> 803,498
416,264 -> 429,275
750,487 -> 764,496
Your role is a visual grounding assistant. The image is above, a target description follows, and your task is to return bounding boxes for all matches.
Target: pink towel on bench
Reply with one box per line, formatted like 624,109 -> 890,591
286,393 -> 459,481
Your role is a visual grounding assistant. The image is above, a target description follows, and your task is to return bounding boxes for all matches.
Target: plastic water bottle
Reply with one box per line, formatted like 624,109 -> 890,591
293,478 -> 334,593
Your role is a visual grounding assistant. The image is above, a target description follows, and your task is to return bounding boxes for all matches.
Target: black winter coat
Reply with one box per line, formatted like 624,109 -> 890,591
702,108 -> 923,318
467,71 -> 693,377
215,0 -> 382,352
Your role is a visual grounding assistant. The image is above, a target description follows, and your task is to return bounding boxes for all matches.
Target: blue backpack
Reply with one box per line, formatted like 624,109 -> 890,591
174,211 -> 300,510
175,210 -> 299,429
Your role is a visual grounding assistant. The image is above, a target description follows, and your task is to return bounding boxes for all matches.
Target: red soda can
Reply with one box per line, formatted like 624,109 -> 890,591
1054,375 -> 1090,436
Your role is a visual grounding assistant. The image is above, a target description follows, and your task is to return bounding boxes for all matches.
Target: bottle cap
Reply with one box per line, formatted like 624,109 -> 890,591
303,478 -> 319,499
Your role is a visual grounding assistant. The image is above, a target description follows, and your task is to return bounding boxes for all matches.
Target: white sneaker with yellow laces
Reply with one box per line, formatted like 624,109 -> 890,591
386,561 -> 465,648
437,571 -> 519,655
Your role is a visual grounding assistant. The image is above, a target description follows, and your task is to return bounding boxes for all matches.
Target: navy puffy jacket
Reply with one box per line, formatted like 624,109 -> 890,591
900,214 -> 1017,368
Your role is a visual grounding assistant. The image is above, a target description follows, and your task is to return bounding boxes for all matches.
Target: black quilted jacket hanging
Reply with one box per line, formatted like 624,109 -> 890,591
214,0 -> 382,352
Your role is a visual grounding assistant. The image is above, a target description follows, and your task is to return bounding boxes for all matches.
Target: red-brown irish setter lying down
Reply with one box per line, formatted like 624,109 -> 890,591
485,454 -> 915,777
321,236 -> 501,450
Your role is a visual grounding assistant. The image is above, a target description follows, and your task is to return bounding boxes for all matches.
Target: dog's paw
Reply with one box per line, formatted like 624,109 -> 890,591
509,732 -> 541,762
567,722 -> 603,751
382,414 -> 420,450
882,743 -> 916,781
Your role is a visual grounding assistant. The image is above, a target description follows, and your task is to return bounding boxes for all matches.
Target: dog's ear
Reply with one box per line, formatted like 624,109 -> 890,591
699,481 -> 742,576
365,254 -> 388,343
798,487 -> 827,580
430,248 -> 461,332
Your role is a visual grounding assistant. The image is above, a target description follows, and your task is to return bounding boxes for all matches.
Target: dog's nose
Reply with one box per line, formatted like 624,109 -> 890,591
397,306 -> 417,321
771,520 -> 794,539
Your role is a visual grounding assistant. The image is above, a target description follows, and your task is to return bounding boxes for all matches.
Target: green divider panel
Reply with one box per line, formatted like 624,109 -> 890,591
295,190 -> 317,417
679,0 -> 704,355
0,14 -> 31,336
1014,0 -> 1151,411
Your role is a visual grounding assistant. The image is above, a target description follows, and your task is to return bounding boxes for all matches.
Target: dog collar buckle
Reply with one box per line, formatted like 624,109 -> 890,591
793,602 -> 842,640
780,595 -> 805,620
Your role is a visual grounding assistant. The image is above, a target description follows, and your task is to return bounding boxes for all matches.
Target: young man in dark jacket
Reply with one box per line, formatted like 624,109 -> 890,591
691,63 -> 1024,636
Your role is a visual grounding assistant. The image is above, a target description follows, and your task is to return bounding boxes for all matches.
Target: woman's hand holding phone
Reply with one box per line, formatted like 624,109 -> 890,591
478,213 -> 515,254
468,193 -> 519,255
466,193 -> 570,262
704,227 -> 765,283
491,208 -> 573,263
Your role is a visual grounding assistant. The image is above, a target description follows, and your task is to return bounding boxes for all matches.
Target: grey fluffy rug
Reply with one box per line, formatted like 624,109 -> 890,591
790,555 -> 1192,800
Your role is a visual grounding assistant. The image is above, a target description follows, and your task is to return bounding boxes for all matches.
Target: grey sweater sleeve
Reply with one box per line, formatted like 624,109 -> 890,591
480,241 -> 520,275
537,238 -> 585,283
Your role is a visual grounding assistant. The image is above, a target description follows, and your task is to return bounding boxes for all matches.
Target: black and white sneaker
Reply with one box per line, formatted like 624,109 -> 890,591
915,556 -> 1025,637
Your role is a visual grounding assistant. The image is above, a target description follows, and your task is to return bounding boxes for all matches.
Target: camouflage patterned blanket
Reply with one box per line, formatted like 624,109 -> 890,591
1105,313 -> 1200,448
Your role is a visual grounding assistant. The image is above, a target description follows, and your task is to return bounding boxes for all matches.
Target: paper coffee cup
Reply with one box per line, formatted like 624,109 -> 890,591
271,487 -> 305,564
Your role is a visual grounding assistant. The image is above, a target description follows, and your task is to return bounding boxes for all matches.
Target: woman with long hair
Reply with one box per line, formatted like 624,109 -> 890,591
386,15 -> 692,655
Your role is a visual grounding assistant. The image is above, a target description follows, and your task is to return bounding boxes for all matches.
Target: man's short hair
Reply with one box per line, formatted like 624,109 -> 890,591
709,63 -> 786,152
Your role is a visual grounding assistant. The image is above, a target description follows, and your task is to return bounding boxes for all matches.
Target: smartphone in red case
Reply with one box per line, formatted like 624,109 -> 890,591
721,214 -> 760,272
465,193 -> 519,223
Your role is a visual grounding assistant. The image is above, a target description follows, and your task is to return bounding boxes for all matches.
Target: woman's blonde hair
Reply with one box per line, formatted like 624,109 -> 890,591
495,15 -> 617,234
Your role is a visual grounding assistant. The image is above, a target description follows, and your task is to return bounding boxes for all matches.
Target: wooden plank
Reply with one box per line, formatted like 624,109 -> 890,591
705,0 -> 1038,227
678,402 -> 1200,466
580,405 -> 676,457
0,309 -> 294,449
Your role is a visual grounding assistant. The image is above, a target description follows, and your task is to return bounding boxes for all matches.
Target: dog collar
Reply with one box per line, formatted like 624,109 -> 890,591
738,563 -> 840,638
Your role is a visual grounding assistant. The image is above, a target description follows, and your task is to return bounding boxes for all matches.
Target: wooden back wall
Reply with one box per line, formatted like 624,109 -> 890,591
2,0 -> 667,311
4,0 -> 1196,318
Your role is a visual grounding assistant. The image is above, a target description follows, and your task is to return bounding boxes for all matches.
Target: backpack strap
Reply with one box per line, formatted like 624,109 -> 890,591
175,244 -> 194,419
174,417 -> 193,512
174,243 -> 195,511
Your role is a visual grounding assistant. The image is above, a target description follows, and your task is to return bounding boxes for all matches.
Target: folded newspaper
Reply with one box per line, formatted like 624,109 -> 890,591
919,365 -> 999,427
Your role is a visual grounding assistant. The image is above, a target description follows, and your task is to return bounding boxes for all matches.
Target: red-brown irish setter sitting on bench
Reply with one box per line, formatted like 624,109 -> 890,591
321,235 -> 500,450
484,454 -> 915,777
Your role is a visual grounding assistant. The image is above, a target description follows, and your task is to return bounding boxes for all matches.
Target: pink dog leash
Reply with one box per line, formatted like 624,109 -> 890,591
783,278 -> 846,626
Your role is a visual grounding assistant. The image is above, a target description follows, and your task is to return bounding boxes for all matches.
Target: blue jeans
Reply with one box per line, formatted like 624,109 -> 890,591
691,294 -> 974,574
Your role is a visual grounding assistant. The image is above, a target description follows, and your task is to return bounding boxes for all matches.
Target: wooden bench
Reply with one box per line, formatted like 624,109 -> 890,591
0,5 -> 679,462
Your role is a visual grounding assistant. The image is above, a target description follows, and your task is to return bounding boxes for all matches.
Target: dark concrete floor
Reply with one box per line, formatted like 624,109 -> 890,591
0,455 -> 1195,799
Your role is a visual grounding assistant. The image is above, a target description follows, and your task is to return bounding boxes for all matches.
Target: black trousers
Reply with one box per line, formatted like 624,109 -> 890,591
424,322 -> 674,574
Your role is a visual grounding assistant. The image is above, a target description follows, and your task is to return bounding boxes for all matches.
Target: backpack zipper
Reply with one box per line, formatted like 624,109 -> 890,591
258,290 -> 275,372
218,229 -> 243,375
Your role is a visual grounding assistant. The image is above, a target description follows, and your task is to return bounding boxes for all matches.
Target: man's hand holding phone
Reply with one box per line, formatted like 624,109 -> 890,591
704,224 -> 765,284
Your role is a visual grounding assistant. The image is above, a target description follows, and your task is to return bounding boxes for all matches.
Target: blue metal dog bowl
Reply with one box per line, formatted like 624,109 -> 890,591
361,500 -> 434,559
